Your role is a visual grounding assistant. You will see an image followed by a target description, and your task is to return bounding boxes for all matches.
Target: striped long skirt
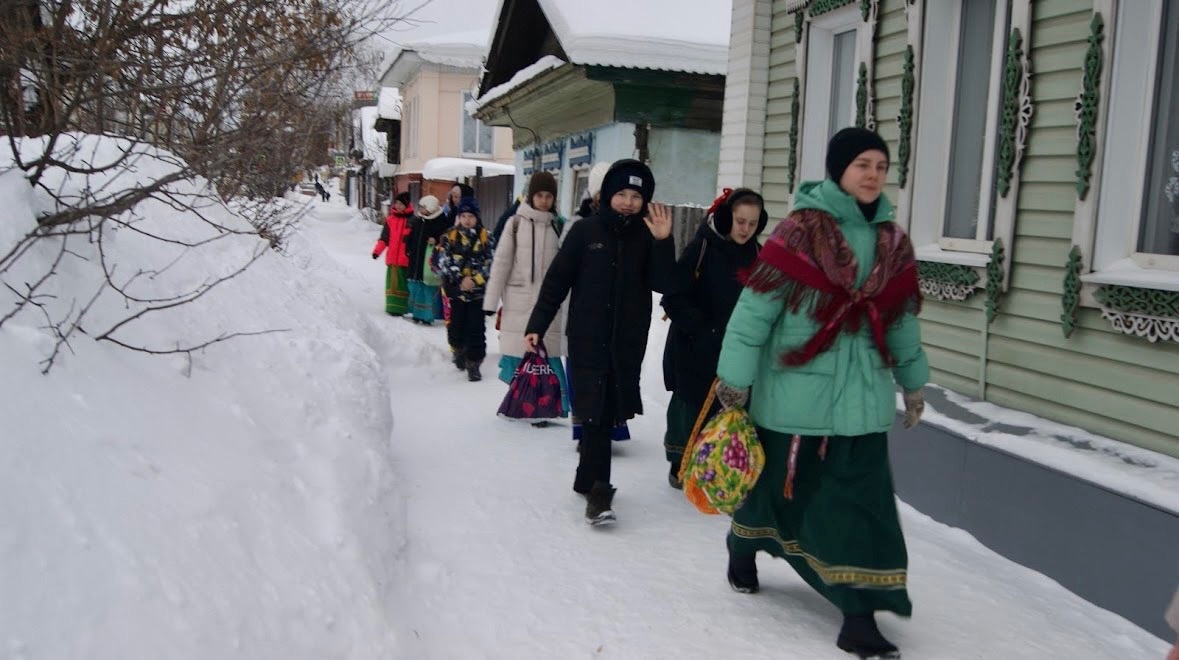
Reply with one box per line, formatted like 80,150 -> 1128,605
384,266 -> 410,316
407,279 -> 439,323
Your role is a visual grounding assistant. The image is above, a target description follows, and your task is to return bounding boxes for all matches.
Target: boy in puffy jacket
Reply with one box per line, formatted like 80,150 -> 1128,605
436,197 -> 495,381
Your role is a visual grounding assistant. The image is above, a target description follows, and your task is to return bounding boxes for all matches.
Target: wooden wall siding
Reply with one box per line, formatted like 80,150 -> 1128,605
873,1 -> 908,199
761,5 -> 797,220
990,0 -> 1179,455
870,0 -> 988,396
754,0 -> 1179,453
718,0 -> 772,191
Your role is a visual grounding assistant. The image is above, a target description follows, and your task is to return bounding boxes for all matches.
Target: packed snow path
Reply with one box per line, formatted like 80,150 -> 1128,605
307,198 -> 1167,659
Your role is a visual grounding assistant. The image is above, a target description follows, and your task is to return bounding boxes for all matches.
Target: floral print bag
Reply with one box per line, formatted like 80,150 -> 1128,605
497,341 -> 565,420
678,381 -> 765,515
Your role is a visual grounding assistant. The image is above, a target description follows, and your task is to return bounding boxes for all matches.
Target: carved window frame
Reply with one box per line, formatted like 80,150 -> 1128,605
1065,0 -> 1179,343
785,1 -> 883,211
899,0 -> 1032,312
1073,0 -> 1179,286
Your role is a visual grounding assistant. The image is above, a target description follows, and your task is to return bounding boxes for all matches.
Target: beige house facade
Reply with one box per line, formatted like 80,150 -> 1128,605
379,33 -> 514,189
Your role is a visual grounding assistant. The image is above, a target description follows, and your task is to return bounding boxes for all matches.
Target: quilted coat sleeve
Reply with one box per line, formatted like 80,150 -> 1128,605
435,231 -> 461,286
716,287 -> 783,389
647,236 -> 677,293
526,221 -> 584,337
372,221 -> 390,257
659,237 -> 709,335
483,217 -> 516,312
886,312 -> 929,392
472,230 -> 495,288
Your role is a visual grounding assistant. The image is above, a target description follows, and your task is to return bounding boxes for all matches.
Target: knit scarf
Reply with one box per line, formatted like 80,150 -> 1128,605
742,209 -> 921,367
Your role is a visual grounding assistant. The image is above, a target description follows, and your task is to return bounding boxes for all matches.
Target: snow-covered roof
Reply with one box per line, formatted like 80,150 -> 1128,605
379,29 -> 490,86
471,56 -> 565,111
357,107 -> 387,164
405,29 -> 490,68
536,0 -> 732,75
422,157 -> 514,181
377,87 -> 402,121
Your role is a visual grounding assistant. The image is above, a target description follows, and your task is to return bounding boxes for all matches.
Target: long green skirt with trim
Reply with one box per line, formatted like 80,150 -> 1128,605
384,265 -> 409,315
728,429 -> 912,617
664,393 -> 697,464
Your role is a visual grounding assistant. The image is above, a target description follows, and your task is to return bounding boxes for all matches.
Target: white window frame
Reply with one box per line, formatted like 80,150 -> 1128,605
797,6 -> 865,185
1077,0 -> 1179,293
570,167 -> 590,218
402,97 -> 417,160
908,0 -> 1010,258
461,91 -> 494,157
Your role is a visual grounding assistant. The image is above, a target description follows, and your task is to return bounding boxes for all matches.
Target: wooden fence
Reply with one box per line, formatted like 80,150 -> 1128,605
669,205 -> 708,259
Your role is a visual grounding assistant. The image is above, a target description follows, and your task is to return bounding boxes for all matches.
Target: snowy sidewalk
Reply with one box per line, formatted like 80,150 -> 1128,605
307,204 -> 1168,659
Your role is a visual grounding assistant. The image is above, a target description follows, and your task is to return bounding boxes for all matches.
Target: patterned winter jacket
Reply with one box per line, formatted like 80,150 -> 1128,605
436,225 -> 495,301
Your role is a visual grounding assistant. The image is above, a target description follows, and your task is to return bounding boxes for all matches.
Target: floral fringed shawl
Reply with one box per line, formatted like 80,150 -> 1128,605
742,209 -> 922,368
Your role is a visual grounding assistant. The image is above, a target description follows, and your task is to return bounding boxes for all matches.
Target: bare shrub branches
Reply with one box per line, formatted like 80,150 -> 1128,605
0,0 -> 404,371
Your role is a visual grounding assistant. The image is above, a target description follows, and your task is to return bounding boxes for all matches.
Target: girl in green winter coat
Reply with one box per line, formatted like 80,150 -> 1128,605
714,128 -> 928,660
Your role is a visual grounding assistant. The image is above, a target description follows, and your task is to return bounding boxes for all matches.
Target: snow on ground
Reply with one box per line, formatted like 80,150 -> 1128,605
303,209 -> 1166,658
1,145 -> 401,658
0,139 -> 1169,658
901,386 -> 1179,516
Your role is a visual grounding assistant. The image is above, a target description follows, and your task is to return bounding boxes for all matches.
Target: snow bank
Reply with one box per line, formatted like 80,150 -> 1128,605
899,385 -> 1179,515
1,136 -> 403,658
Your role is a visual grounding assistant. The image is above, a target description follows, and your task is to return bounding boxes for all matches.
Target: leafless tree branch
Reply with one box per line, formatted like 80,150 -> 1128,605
0,0 -> 404,371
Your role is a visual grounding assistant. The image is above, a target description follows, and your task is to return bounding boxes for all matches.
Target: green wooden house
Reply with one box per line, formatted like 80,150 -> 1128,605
720,0 -> 1178,638
723,0 -> 1178,453
471,0 -> 732,213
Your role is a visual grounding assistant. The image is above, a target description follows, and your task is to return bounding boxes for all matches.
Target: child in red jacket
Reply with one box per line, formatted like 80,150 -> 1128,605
372,192 -> 414,315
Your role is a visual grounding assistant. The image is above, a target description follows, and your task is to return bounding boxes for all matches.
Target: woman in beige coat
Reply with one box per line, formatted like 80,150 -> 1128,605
484,171 -> 569,425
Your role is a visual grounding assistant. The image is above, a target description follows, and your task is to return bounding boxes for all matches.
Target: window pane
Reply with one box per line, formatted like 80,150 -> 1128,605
479,120 -> 494,154
462,92 -> 477,153
572,170 -> 589,214
943,0 -> 999,240
1139,0 -> 1179,256
829,29 -> 856,138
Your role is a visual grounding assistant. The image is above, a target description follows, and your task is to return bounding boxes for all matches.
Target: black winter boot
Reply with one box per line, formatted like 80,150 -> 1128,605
452,349 -> 466,370
466,359 -> 482,382
726,537 -> 759,594
585,481 -> 616,526
836,613 -> 900,659
668,461 -> 683,490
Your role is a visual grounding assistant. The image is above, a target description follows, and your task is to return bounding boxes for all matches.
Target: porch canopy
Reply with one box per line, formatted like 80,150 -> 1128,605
422,157 -> 515,181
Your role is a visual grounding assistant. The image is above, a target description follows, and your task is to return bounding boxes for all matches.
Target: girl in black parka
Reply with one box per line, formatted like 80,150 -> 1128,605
660,188 -> 768,488
524,159 -> 676,526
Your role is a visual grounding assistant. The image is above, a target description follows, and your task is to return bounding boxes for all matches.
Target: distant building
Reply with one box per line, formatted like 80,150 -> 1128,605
472,0 -> 732,216
378,31 -> 516,219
